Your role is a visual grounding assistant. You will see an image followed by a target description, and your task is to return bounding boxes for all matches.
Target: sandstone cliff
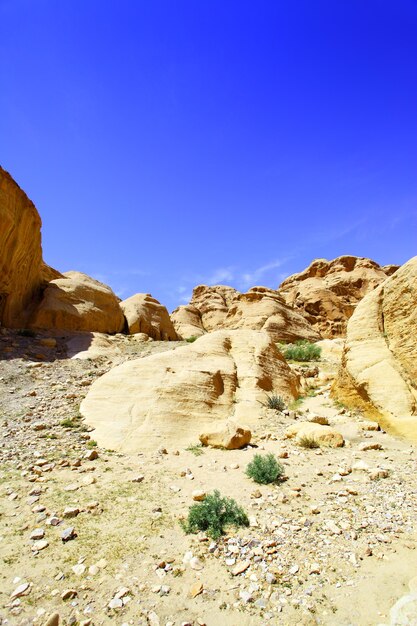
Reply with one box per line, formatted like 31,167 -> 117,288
0,167 -> 44,327
332,256 -> 417,440
279,255 -> 398,338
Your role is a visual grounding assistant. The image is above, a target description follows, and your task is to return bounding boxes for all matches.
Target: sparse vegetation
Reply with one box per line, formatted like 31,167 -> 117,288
281,340 -> 321,362
185,335 -> 198,343
298,435 -> 320,449
262,393 -> 286,412
246,453 -> 284,484
186,443 -> 204,456
16,328 -> 36,338
181,490 -> 249,539
60,417 -> 80,428
86,439 -> 98,448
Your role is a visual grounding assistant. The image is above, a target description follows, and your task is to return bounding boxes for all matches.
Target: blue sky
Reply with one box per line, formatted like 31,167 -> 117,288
1,0 -> 416,311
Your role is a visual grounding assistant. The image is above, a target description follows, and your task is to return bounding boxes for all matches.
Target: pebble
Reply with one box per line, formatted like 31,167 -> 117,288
61,527 -> 77,542
11,583 -> 30,598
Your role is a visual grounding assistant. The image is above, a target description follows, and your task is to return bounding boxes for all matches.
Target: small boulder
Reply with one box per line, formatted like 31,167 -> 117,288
199,421 -> 251,450
285,422 -> 344,447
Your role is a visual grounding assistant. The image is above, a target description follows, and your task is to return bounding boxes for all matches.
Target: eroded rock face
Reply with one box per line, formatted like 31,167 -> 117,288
31,271 -> 125,334
222,286 -> 321,343
121,293 -> 178,340
285,422 -> 344,447
332,257 -> 417,441
80,329 -> 300,452
189,285 -> 239,331
177,284 -> 321,342
170,304 -> 205,340
279,256 -> 398,338
0,167 -> 44,327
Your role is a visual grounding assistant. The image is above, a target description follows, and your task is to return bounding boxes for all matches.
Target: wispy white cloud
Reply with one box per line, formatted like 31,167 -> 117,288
238,258 -> 291,289
206,267 -> 235,285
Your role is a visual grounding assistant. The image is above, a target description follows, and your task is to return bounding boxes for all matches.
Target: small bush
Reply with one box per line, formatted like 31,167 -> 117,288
185,336 -> 198,343
17,329 -> 36,338
282,340 -> 321,362
246,453 -> 284,484
262,393 -> 286,412
186,444 -> 204,456
298,435 -> 320,449
86,440 -> 98,448
181,490 -> 249,539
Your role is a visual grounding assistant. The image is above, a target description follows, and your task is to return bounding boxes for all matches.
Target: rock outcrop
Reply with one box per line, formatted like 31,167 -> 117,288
189,285 -> 239,331
332,257 -> 417,441
80,329 -> 300,452
175,284 -> 321,343
0,167 -> 44,327
221,286 -> 321,342
170,305 -> 205,340
279,256 -> 398,338
121,293 -> 178,340
30,271 -> 125,334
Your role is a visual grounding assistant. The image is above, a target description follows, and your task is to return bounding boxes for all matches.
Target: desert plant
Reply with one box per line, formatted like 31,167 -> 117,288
17,329 -> 36,338
185,335 -> 198,343
262,393 -> 286,412
186,443 -> 204,456
246,453 -> 284,484
298,435 -> 320,449
282,340 -> 321,362
181,490 -> 249,539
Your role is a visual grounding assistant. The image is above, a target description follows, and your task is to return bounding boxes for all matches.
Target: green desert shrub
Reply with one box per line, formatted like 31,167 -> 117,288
262,393 -> 286,412
246,453 -> 284,484
185,335 -> 198,343
282,340 -> 321,362
181,490 -> 249,539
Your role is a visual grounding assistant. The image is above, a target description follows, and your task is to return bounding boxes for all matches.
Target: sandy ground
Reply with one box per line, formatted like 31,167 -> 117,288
0,330 -> 416,626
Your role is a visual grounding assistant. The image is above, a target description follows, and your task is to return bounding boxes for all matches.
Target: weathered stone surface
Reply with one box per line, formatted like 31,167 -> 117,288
199,421 -> 251,449
332,256 -> 417,441
279,256 -> 398,338
31,271 -> 125,333
170,304 -> 205,340
121,293 -> 178,340
221,286 -> 321,343
0,167 -> 44,327
182,284 -> 320,343
81,330 -> 300,452
285,422 -> 345,447
190,285 -> 239,331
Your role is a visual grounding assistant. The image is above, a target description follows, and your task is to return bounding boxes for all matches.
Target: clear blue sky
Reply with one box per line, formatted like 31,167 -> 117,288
1,0 -> 416,311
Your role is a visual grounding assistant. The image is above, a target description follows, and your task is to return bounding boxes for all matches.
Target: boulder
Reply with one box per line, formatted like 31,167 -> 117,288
332,256 -> 417,442
0,167 -> 44,327
279,256 -> 398,338
199,421 -> 251,449
31,271 -> 125,333
170,304 -> 205,340
120,293 -> 178,340
285,422 -> 344,447
80,329 -> 300,452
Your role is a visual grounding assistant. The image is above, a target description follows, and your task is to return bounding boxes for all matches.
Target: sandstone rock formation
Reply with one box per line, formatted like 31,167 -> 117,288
170,304 -> 205,340
0,167 -> 44,327
279,256 -> 398,338
332,256 -> 417,441
31,271 -> 125,334
285,422 -> 344,447
221,286 -> 321,342
175,284 -> 321,342
189,285 -> 239,331
121,293 -> 178,340
199,421 -> 251,449
80,329 -> 300,452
